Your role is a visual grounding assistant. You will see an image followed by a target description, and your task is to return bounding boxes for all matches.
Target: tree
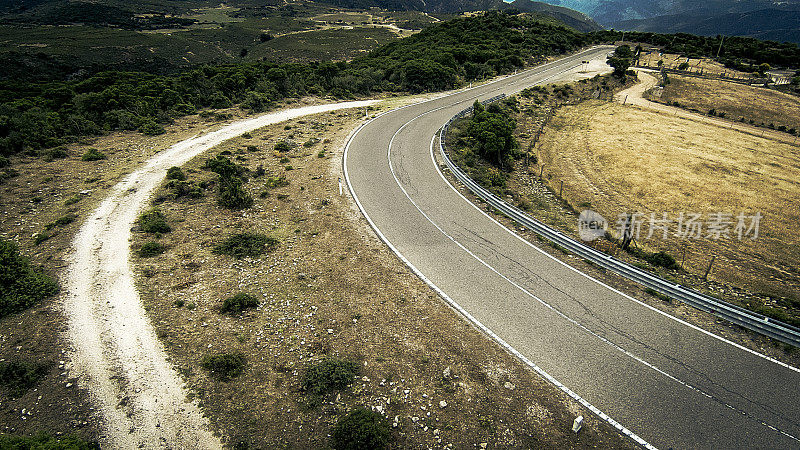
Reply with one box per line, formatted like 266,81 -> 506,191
466,100 -> 518,168
607,45 -> 633,77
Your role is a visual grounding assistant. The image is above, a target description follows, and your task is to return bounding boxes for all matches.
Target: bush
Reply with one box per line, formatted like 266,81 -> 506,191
64,194 -> 82,206
166,180 -> 203,199
220,293 -> 259,314
140,120 -> 165,135
45,213 -> 77,230
274,141 -> 291,153
81,148 -> 106,161
1,238 -> 59,319
138,208 -> 171,233
166,166 -> 186,181
218,177 -> 253,209
213,233 -> 277,259
331,408 -> 392,450
201,353 -> 246,381
33,232 -> 52,246
0,156 -> 9,168
265,176 -> 289,188
303,358 -> 359,398
46,146 -> 68,160
0,433 -> 98,449
0,360 -> 49,396
138,241 -> 166,257
646,251 -> 680,270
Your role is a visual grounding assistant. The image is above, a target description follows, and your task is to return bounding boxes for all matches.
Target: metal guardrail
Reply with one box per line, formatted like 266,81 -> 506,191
438,100 -> 800,348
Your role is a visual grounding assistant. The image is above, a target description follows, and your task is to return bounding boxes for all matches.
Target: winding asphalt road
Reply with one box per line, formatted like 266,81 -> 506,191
344,47 -> 800,449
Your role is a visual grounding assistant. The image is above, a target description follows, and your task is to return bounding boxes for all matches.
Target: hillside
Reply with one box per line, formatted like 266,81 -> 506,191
612,9 -> 800,43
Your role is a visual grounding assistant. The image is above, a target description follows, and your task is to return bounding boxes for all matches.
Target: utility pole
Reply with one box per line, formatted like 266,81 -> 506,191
716,35 -> 725,59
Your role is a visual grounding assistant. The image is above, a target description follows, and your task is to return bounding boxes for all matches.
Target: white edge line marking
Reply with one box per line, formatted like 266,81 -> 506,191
342,50 -> 658,450
432,101 -> 800,375
426,136 -> 800,444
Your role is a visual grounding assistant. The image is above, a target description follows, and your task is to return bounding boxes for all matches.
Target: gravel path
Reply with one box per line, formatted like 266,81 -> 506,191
62,100 -> 377,448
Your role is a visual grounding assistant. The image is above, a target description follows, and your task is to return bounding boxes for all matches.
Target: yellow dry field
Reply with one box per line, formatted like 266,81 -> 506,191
658,74 -> 800,132
537,100 -> 800,299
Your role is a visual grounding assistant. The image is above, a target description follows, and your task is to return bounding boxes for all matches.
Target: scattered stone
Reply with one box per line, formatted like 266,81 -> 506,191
504,381 -> 515,390
439,400 -> 447,408
443,366 -> 451,378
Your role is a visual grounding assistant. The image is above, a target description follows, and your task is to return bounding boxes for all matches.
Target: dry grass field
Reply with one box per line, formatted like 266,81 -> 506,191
536,100 -> 800,302
654,74 -> 800,133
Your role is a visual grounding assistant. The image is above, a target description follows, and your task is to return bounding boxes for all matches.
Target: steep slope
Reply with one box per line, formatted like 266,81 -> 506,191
612,9 -> 800,43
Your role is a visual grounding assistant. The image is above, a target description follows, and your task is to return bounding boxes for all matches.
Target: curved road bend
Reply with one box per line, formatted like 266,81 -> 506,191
344,47 -> 800,449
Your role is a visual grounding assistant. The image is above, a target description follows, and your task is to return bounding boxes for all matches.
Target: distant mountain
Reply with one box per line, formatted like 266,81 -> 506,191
613,9 -> 800,43
504,0 -> 601,32
529,0 -> 800,43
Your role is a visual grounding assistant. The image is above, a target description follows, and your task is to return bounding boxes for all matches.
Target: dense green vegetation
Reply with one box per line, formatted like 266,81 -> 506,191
1,12 -> 797,162
0,12 -> 588,158
0,433 -> 99,449
464,99 -> 519,168
0,238 -> 59,319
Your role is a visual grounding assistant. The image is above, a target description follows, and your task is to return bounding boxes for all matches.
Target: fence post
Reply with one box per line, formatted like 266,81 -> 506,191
703,255 -> 716,281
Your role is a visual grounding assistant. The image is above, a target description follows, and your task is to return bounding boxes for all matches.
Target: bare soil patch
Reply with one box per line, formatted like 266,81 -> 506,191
130,106 -> 637,448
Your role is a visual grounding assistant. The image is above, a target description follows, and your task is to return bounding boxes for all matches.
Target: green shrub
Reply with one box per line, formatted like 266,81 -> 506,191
203,155 -> 247,179
140,120 -> 165,135
138,241 -> 166,257
218,177 -> 253,209
1,239 -> 59,318
317,150 -> 326,158
266,176 -> 289,188
0,433 -> 98,449
138,208 -> 171,233
0,156 -> 9,168
46,147 -> 69,160
201,353 -> 246,381
166,166 -> 186,181
303,138 -> 318,148
0,360 -> 49,396
303,358 -> 359,398
274,141 -> 291,153
64,194 -> 82,206
220,293 -> 259,314
646,251 -> 680,270
213,233 -> 277,259
81,148 -> 106,161
33,232 -> 52,246
331,408 -> 392,450
45,213 -> 77,230
166,180 -> 203,200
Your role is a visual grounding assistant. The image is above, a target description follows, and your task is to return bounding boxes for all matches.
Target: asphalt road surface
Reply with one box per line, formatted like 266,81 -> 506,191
344,47 -> 800,449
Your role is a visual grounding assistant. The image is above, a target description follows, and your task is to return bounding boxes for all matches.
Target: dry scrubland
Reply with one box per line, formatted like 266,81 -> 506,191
654,74 -> 800,133
0,107 -> 259,438
129,107 -> 634,448
536,100 -> 800,301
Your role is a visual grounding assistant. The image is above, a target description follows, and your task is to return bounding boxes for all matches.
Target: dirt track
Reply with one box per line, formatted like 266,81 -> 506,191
617,70 -> 798,145
61,100 -> 376,448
